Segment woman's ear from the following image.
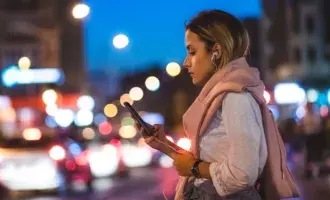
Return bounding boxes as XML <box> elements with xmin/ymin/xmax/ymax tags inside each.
<box><xmin>212</xmin><ymin>43</ymin><xmax>221</xmax><ymax>59</ymax></box>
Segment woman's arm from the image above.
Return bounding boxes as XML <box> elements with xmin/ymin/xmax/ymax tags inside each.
<box><xmin>198</xmin><ymin>161</ymin><xmax>212</xmax><ymax>179</ymax></box>
<box><xmin>208</xmin><ymin>93</ymin><xmax>265</xmax><ymax>196</ymax></box>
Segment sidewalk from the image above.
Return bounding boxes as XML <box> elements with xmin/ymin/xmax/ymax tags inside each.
<box><xmin>288</xmin><ymin>152</ymin><xmax>330</xmax><ymax>200</ymax></box>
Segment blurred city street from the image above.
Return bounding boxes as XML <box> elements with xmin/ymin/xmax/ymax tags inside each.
<box><xmin>9</xmin><ymin>167</ymin><xmax>178</xmax><ymax>200</ymax></box>
<box><xmin>4</xmin><ymin>158</ymin><xmax>329</xmax><ymax>200</ymax></box>
<box><xmin>0</xmin><ymin>0</ymin><xmax>330</xmax><ymax>200</ymax></box>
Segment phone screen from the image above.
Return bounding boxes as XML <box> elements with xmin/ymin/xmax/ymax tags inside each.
<box><xmin>123</xmin><ymin>102</ymin><xmax>155</xmax><ymax>136</ymax></box>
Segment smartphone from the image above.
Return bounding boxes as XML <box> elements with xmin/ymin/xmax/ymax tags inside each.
<box><xmin>123</xmin><ymin>102</ymin><xmax>155</xmax><ymax>137</ymax></box>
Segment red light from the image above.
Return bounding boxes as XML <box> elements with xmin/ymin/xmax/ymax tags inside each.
<box><xmin>49</xmin><ymin>145</ymin><xmax>66</xmax><ymax>161</ymax></box>
<box><xmin>99</xmin><ymin>121</ymin><xmax>112</xmax><ymax>135</ymax></box>
<box><xmin>65</xmin><ymin>160</ymin><xmax>76</xmax><ymax>171</ymax></box>
<box><xmin>320</xmin><ymin>106</ymin><xmax>329</xmax><ymax>117</ymax></box>
<box><xmin>110</xmin><ymin>139</ymin><xmax>121</xmax><ymax>146</ymax></box>
<box><xmin>75</xmin><ymin>152</ymin><xmax>88</xmax><ymax>166</ymax></box>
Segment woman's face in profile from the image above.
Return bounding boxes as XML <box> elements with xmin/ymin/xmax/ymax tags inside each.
<box><xmin>184</xmin><ymin>29</ymin><xmax>214</xmax><ymax>86</ymax></box>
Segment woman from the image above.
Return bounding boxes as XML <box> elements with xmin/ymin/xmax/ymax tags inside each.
<box><xmin>137</xmin><ymin>10</ymin><xmax>267</xmax><ymax>199</ymax></box>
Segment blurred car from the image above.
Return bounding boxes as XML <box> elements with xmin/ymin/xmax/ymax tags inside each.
<box><xmin>0</xmin><ymin>134</ymin><xmax>93</xmax><ymax>194</ymax></box>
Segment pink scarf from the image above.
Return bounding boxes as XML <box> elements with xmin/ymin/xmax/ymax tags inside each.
<box><xmin>174</xmin><ymin>57</ymin><xmax>265</xmax><ymax>199</ymax></box>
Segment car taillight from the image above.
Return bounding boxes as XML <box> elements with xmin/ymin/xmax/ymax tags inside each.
<box><xmin>49</xmin><ymin>145</ymin><xmax>66</xmax><ymax>161</ymax></box>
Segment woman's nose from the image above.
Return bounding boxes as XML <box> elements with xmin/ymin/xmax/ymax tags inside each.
<box><xmin>183</xmin><ymin>57</ymin><xmax>190</xmax><ymax>68</ymax></box>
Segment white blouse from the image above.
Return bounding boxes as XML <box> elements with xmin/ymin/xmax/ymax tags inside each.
<box><xmin>194</xmin><ymin>92</ymin><xmax>268</xmax><ymax>197</ymax></box>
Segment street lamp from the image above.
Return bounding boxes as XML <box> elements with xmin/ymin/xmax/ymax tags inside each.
<box><xmin>112</xmin><ymin>34</ymin><xmax>129</xmax><ymax>49</ymax></box>
<box><xmin>72</xmin><ymin>3</ymin><xmax>90</xmax><ymax>20</ymax></box>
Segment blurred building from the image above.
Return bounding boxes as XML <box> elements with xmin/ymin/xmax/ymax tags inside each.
<box><xmin>260</xmin><ymin>0</ymin><xmax>290</xmax><ymax>86</ymax></box>
<box><xmin>288</xmin><ymin>0</ymin><xmax>330</xmax><ymax>89</ymax></box>
<box><xmin>242</xmin><ymin>18</ymin><xmax>261</xmax><ymax>73</ymax></box>
<box><xmin>261</xmin><ymin>0</ymin><xmax>330</xmax><ymax>88</ymax></box>
<box><xmin>0</xmin><ymin>0</ymin><xmax>86</xmax><ymax>95</ymax></box>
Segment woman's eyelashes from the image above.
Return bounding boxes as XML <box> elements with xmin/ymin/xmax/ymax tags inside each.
<box><xmin>188</xmin><ymin>51</ymin><xmax>196</xmax><ymax>56</ymax></box>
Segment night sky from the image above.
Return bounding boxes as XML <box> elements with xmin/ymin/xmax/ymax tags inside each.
<box><xmin>84</xmin><ymin>0</ymin><xmax>261</xmax><ymax>74</ymax></box>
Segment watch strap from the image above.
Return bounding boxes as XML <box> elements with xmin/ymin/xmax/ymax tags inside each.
<box><xmin>191</xmin><ymin>159</ymin><xmax>202</xmax><ymax>178</ymax></box>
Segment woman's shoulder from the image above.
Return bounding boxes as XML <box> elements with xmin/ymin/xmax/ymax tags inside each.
<box><xmin>221</xmin><ymin>92</ymin><xmax>261</xmax><ymax>117</ymax></box>
<box><xmin>223</xmin><ymin>92</ymin><xmax>256</xmax><ymax>107</ymax></box>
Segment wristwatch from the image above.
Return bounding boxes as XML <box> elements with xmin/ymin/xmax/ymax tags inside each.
<box><xmin>191</xmin><ymin>159</ymin><xmax>203</xmax><ymax>178</ymax></box>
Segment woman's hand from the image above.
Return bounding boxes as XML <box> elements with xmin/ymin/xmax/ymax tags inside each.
<box><xmin>172</xmin><ymin>150</ymin><xmax>196</xmax><ymax>177</ymax></box>
<box><xmin>135</xmin><ymin>122</ymin><xmax>166</xmax><ymax>151</ymax></box>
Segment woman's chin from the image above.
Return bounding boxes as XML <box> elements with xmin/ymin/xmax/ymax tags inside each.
<box><xmin>191</xmin><ymin>78</ymin><xmax>202</xmax><ymax>86</ymax></box>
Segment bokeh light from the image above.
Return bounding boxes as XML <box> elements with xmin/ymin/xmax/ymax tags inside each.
<box><xmin>18</xmin><ymin>57</ymin><xmax>31</xmax><ymax>70</ymax></box>
<box><xmin>18</xmin><ymin>108</ymin><xmax>34</xmax><ymax>125</ymax></box>
<box><xmin>113</xmin><ymin>34</ymin><xmax>129</xmax><ymax>49</ymax></box>
<box><xmin>159</xmin><ymin>154</ymin><xmax>173</xmax><ymax>168</ymax></box>
<box><xmin>274</xmin><ymin>83</ymin><xmax>305</xmax><ymax>104</ymax></box>
<box><xmin>94</xmin><ymin>113</ymin><xmax>107</xmax><ymax>125</ymax></box>
<box><xmin>22</xmin><ymin>128</ymin><xmax>41</xmax><ymax>141</ymax></box>
<box><xmin>2</xmin><ymin>65</ymin><xmax>19</xmax><ymax>87</ymax></box>
<box><xmin>320</xmin><ymin>105</ymin><xmax>329</xmax><ymax>117</ymax></box>
<box><xmin>263</xmin><ymin>90</ymin><xmax>271</xmax><ymax>104</ymax></box>
<box><xmin>74</xmin><ymin>110</ymin><xmax>94</xmax><ymax>127</ymax></box>
<box><xmin>0</xmin><ymin>107</ymin><xmax>16</xmax><ymax>123</ymax></box>
<box><xmin>82</xmin><ymin>128</ymin><xmax>95</xmax><ymax>140</ymax></box>
<box><xmin>137</xmin><ymin>137</ymin><xmax>146</xmax><ymax>146</ymax></box>
<box><xmin>129</xmin><ymin>87</ymin><xmax>144</xmax><ymax>101</ymax></box>
<box><xmin>45</xmin><ymin>116</ymin><xmax>57</xmax><ymax>128</ymax></box>
<box><xmin>121</xmin><ymin>116</ymin><xmax>135</xmax><ymax>126</ymax></box>
<box><xmin>99</xmin><ymin>121</ymin><xmax>112</xmax><ymax>135</ymax></box>
<box><xmin>49</xmin><ymin>145</ymin><xmax>65</xmax><ymax>161</ymax></box>
<box><xmin>45</xmin><ymin>104</ymin><xmax>58</xmax><ymax>116</ymax></box>
<box><xmin>177</xmin><ymin>138</ymin><xmax>191</xmax><ymax>151</ymax></box>
<box><xmin>306</xmin><ymin>89</ymin><xmax>319</xmax><ymax>103</ymax></box>
<box><xmin>104</xmin><ymin>104</ymin><xmax>118</xmax><ymax>118</ymax></box>
<box><xmin>145</xmin><ymin>76</ymin><xmax>160</xmax><ymax>91</ymax></box>
<box><xmin>296</xmin><ymin>105</ymin><xmax>306</xmax><ymax>119</ymax></box>
<box><xmin>42</xmin><ymin>89</ymin><xmax>57</xmax><ymax>105</ymax></box>
<box><xmin>72</xmin><ymin>3</ymin><xmax>90</xmax><ymax>19</ymax></box>
<box><xmin>119</xmin><ymin>125</ymin><xmax>137</xmax><ymax>139</ymax></box>
<box><xmin>54</xmin><ymin>109</ymin><xmax>74</xmax><ymax>128</ymax></box>
<box><xmin>120</xmin><ymin>93</ymin><xmax>134</xmax><ymax>106</ymax></box>
<box><xmin>166</xmin><ymin>62</ymin><xmax>181</xmax><ymax>77</ymax></box>
<box><xmin>77</xmin><ymin>95</ymin><xmax>95</xmax><ymax>110</ymax></box>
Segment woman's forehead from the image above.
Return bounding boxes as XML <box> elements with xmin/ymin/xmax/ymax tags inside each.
<box><xmin>185</xmin><ymin>30</ymin><xmax>203</xmax><ymax>48</ymax></box>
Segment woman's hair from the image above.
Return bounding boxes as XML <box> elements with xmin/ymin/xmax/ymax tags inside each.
<box><xmin>185</xmin><ymin>9</ymin><xmax>250</xmax><ymax>67</ymax></box>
